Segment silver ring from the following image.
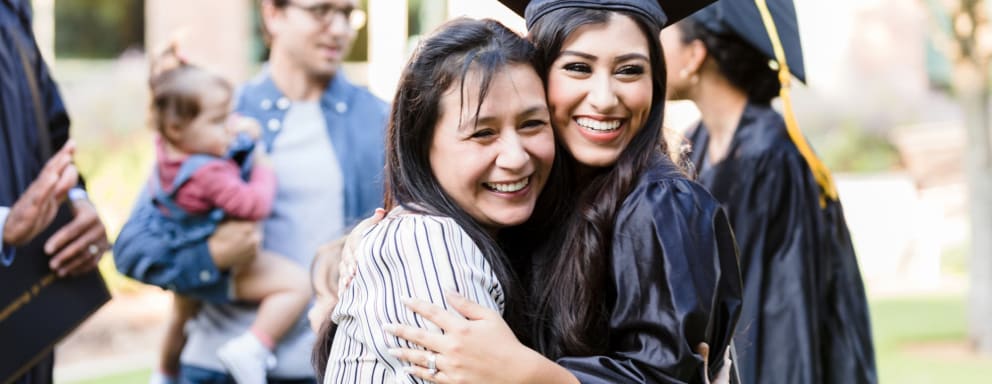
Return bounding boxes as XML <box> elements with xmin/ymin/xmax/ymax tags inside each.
<box><xmin>87</xmin><ymin>244</ymin><xmax>100</xmax><ymax>256</ymax></box>
<box><xmin>426</xmin><ymin>352</ymin><xmax>437</xmax><ymax>376</ymax></box>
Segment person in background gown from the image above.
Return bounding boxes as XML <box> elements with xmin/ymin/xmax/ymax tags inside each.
<box><xmin>660</xmin><ymin>1</ymin><xmax>877</xmax><ymax>382</ymax></box>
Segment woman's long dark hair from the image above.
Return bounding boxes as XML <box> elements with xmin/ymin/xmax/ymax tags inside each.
<box><xmin>678</xmin><ymin>18</ymin><xmax>780</xmax><ymax>104</ymax></box>
<box><xmin>313</xmin><ymin>17</ymin><xmax>541</xmax><ymax>380</ymax></box>
<box><xmin>527</xmin><ymin>8</ymin><xmax>670</xmax><ymax>358</ymax></box>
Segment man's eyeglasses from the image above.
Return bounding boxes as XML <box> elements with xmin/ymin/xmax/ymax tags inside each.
<box><xmin>286</xmin><ymin>1</ymin><xmax>367</xmax><ymax>29</ymax></box>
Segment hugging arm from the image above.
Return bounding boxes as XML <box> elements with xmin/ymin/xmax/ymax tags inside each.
<box><xmin>324</xmin><ymin>215</ymin><xmax>505</xmax><ymax>383</ymax></box>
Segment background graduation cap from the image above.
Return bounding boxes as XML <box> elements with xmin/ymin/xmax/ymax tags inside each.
<box><xmin>497</xmin><ymin>0</ymin><xmax>718</xmax><ymax>29</ymax></box>
<box><xmin>689</xmin><ymin>0</ymin><xmax>806</xmax><ymax>82</ymax></box>
<box><xmin>695</xmin><ymin>0</ymin><xmax>838</xmax><ymax>204</ymax></box>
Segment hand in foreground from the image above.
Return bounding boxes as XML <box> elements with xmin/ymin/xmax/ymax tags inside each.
<box><xmin>45</xmin><ymin>198</ymin><xmax>109</xmax><ymax>277</ymax></box>
<box><xmin>384</xmin><ymin>291</ymin><xmax>547</xmax><ymax>384</ymax></box>
<box><xmin>3</xmin><ymin>141</ymin><xmax>77</xmax><ymax>247</ymax></box>
<box><xmin>336</xmin><ymin>208</ymin><xmax>386</xmax><ymax>295</ymax></box>
<box><xmin>696</xmin><ymin>342</ymin><xmax>732</xmax><ymax>384</ymax></box>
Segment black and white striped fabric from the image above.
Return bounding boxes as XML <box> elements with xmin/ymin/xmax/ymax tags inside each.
<box><xmin>324</xmin><ymin>207</ymin><xmax>505</xmax><ymax>383</ymax></box>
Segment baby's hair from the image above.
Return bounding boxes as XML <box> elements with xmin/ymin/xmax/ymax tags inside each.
<box><xmin>147</xmin><ymin>40</ymin><xmax>232</xmax><ymax>138</ymax></box>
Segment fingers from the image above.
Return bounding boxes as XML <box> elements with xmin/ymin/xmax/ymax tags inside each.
<box><xmin>384</xmin><ymin>323</ymin><xmax>446</xmax><ymax>353</ymax></box>
<box><xmin>696</xmin><ymin>342</ymin><xmax>711</xmax><ymax>384</ymax></box>
<box><xmin>337</xmin><ymin>208</ymin><xmax>386</xmax><ymax>293</ymax></box>
<box><xmin>54</xmin><ymin>242</ymin><xmax>102</xmax><ymax>277</ymax></box>
<box><xmin>388</xmin><ymin>348</ymin><xmax>439</xmax><ymax>370</ymax></box>
<box><xmin>52</xmin><ymin>164</ymin><xmax>79</xmax><ymax>201</ymax></box>
<box><xmin>403</xmin><ymin>365</ymin><xmax>449</xmax><ymax>383</ymax></box>
<box><xmin>39</xmin><ymin>140</ymin><xmax>75</xmax><ymax>176</ymax></box>
<box><xmin>44</xmin><ymin>198</ymin><xmax>90</xmax><ymax>254</ymax></box>
<box><xmin>342</xmin><ymin>208</ymin><xmax>386</xmax><ymax>252</ymax></box>
<box><xmin>401</xmin><ymin>296</ymin><xmax>463</xmax><ymax>331</ymax></box>
<box><xmin>444</xmin><ymin>291</ymin><xmax>494</xmax><ymax>321</ymax></box>
<box><xmin>46</xmin><ymin>201</ymin><xmax>107</xmax><ymax>276</ymax></box>
<box><xmin>30</xmin><ymin>141</ymin><xmax>76</xmax><ymax>201</ymax></box>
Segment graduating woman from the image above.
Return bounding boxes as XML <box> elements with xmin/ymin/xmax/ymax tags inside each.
<box><xmin>351</xmin><ymin>1</ymin><xmax>743</xmax><ymax>383</ymax></box>
<box><xmin>660</xmin><ymin>1</ymin><xmax>877</xmax><ymax>383</ymax></box>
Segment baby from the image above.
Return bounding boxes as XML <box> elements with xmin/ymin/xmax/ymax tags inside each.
<box><xmin>144</xmin><ymin>44</ymin><xmax>310</xmax><ymax>384</ymax></box>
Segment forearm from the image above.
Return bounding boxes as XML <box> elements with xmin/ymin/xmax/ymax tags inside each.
<box><xmin>518</xmin><ymin>349</ymin><xmax>579</xmax><ymax>384</ymax></box>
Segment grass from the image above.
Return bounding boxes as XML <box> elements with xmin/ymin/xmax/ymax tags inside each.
<box><xmin>68</xmin><ymin>369</ymin><xmax>150</xmax><ymax>384</ymax></box>
<box><xmin>872</xmin><ymin>295</ymin><xmax>992</xmax><ymax>383</ymax></box>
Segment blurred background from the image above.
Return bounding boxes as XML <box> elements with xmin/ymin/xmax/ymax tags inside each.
<box><xmin>28</xmin><ymin>0</ymin><xmax>992</xmax><ymax>382</ymax></box>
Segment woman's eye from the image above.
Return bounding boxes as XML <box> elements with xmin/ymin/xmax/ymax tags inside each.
<box><xmin>616</xmin><ymin>65</ymin><xmax>645</xmax><ymax>76</ymax></box>
<box><xmin>562</xmin><ymin>62</ymin><xmax>592</xmax><ymax>73</ymax></box>
<box><xmin>521</xmin><ymin>119</ymin><xmax>548</xmax><ymax>130</ymax></box>
<box><xmin>470</xmin><ymin>129</ymin><xmax>496</xmax><ymax>139</ymax></box>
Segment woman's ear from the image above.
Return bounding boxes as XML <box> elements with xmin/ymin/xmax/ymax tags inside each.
<box><xmin>685</xmin><ymin>39</ymin><xmax>708</xmax><ymax>76</ymax></box>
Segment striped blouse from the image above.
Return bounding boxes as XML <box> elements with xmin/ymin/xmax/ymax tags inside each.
<box><xmin>324</xmin><ymin>208</ymin><xmax>505</xmax><ymax>383</ymax></box>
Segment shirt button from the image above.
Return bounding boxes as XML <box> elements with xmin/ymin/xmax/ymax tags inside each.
<box><xmin>260</xmin><ymin>99</ymin><xmax>273</xmax><ymax>110</ymax></box>
<box><xmin>277</xmin><ymin>97</ymin><xmax>291</xmax><ymax>110</ymax></box>
<box><xmin>199</xmin><ymin>270</ymin><xmax>211</xmax><ymax>282</ymax></box>
<box><xmin>267</xmin><ymin>119</ymin><xmax>281</xmax><ymax>131</ymax></box>
<box><xmin>335</xmin><ymin>102</ymin><xmax>348</xmax><ymax>114</ymax></box>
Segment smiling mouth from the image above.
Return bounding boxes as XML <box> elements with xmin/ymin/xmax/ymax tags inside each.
<box><xmin>483</xmin><ymin>177</ymin><xmax>530</xmax><ymax>193</ymax></box>
<box><xmin>576</xmin><ymin>117</ymin><xmax>622</xmax><ymax>132</ymax></box>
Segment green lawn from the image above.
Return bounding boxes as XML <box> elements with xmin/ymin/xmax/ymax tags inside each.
<box><xmin>872</xmin><ymin>295</ymin><xmax>992</xmax><ymax>383</ymax></box>
<box><xmin>68</xmin><ymin>369</ymin><xmax>149</xmax><ymax>384</ymax></box>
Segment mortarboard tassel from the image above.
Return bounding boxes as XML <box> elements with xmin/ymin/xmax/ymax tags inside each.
<box><xmin>755</xmin><ymin>0</ymin><xmax>837</xmax><ymax>207</ymax></box>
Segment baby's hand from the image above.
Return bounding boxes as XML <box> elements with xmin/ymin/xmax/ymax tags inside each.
<box><xmin>228</xmin><ymin>114</ymin><xmax>262</xmax><ymax>140</ymax></box>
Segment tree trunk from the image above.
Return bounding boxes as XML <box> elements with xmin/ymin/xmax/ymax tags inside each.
<box><xmin>958</xmin><ymin>60</ymin><xmax>992</xmax><ymax>355</ymax></box>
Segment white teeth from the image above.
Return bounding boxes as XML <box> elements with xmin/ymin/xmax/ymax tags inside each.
<box><xmin>484</xmin><ymin>177</ymin><xmax>529</xmax><ymax>193</ymax></box>
<box><xmin>576</xmin><ymin>117</ymin><xmax>621</xmax><ymax>132</ymax></box>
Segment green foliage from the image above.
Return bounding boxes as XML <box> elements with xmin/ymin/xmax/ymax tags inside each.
<box><xmin>54</xmin><ymin>0</ymin><xmax>144</xmax><ymax>59</ymax></box>
<box><xmin>814</xmin><ymin>121</ymin><xmax>901</xmax><ymax>173</ymax></box>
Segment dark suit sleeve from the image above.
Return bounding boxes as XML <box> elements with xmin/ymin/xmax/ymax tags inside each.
<box><xmin>557</xmin><ymin>179</ymin><xmax>742</xmax><ymax>384</ymax></box>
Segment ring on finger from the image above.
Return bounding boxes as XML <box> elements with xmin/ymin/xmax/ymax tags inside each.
<box><xmin>426</xmin><ymin>352</ymin><xmax>437</xmax><ymax>376</ymax></box>
<box><xmin>87</xmin><ymin>244</ymin><xmax>100</xmax><ymax>256</ymax></box>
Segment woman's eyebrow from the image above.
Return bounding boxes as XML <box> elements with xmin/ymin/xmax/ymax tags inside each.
<box><xmin>559</xmin><ymin>50</ymin><xmax>597</xmax><ymax>60</ymax></box>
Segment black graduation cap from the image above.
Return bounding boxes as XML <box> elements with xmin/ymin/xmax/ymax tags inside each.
<box><xmin>689</xmin><ymin>0</ymin><xmax>806</xmax><ymax>82</ymax></box>
<box><xmin>497</xmin><ymin>0</ymin><xmax>718</xmax><ymax>29</ymax></box>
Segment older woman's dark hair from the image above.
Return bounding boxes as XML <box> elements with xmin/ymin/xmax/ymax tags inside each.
<box><xmin>677</xmin><ymin>18</ymin><xmax>781</xmax><ymax>104</ymax></box>
<box><xmin>527</xmin><ymin>7</ymin><xmax>671</xmax><ymax>358</ymax></box>
<box><xmin>312</xmin><ymin>17</ymin><xmax>543</xmax><ymax>380</ymax></box>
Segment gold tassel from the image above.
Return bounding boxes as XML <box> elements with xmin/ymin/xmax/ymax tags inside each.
<box><xmin>755</xmin><ymin>0</ymin><xmax>838</xmax><ymax>207</ymax></box>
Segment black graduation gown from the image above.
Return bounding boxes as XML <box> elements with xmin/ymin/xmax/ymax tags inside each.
<box><xmin>553</xmin><ymin>154</ymin><xmax>743</xmax><ymax>384</ymax></box>
<box><xmin>687</xmin><ymin>102</ymin><xmax>877</xmax><ymax>384</ymax></box>
<box><xmin>0</xmin><ymin>0</ymin><xmax>71</xmax><ymax>208</ymax></box>
<box><xmin>1</xmin><ymin>1</ymin><xmax>72</xmax><ymax>383</ymax></box>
